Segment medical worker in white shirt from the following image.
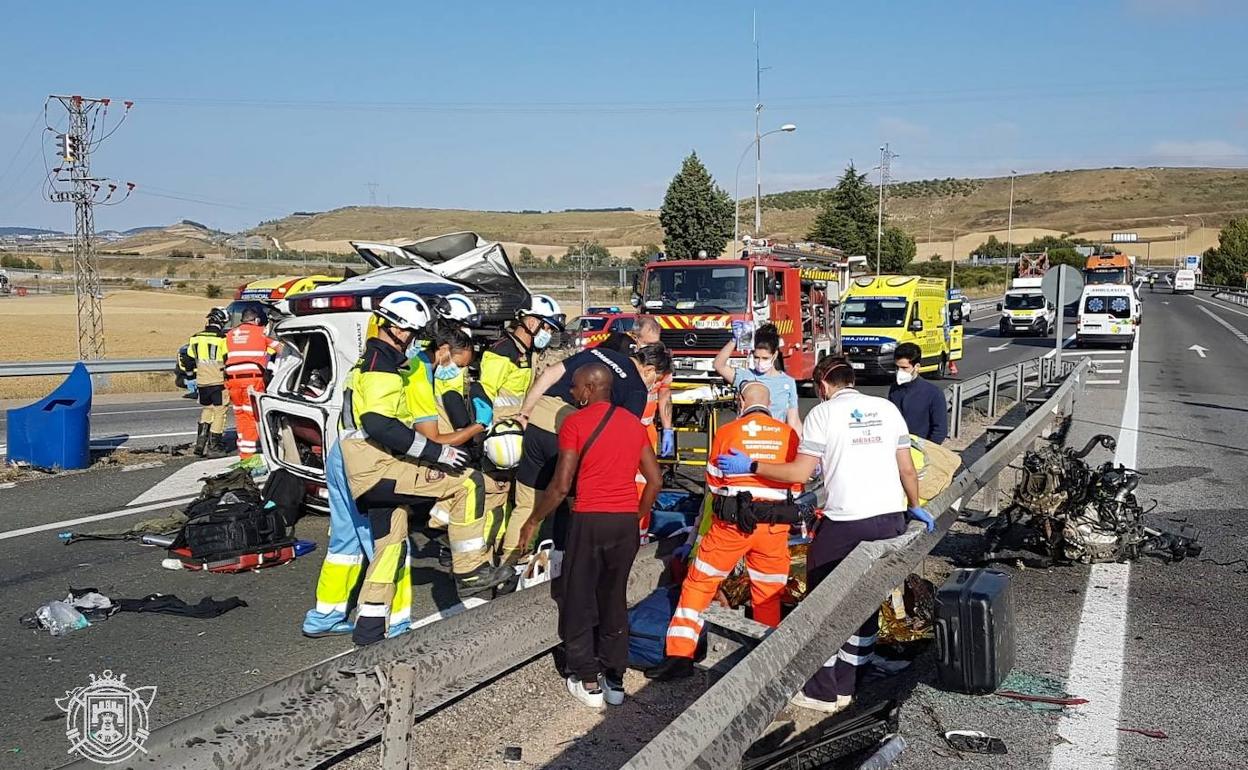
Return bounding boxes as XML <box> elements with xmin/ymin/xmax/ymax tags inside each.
<box><xmin>715</xmin><ymin>355</ymin><xmax>934</xmax><ymax>714</ymax></box>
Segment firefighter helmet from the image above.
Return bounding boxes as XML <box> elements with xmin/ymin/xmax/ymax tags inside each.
<box><xmin>520</xmin><ymin>294</ymin><xmax>566</xmax><ymax>332</ymax></box>
<box><xmin>483</xmin><ymin>418</ymin><xmax>525</xmax><ymax>470</ymax></box>
<box><xmin>375</xmin><ymin>291</ymin><xmax>433</xmax><ymax>332</ymax></box>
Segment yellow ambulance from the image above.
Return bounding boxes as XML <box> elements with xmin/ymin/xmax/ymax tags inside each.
<box><xmin>840</xmin><ymin>275</ymin><xmax>954</xmax><ymax>379</ymax></box>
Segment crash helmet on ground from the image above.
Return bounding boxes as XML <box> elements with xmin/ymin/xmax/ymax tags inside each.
<box><xmin>519</xmin><ymin>294</ymin><xmax>566</xmax><ymax>332</ymax></box>
<box><xmin>483</xmin><ymin>418</ymin><xmax>525</xmax><ymax>469</ymax></box>
<box><xmin>375</xmin><ymin>291</ymin><xmax>433</xmax><ymax>332</ymax></box>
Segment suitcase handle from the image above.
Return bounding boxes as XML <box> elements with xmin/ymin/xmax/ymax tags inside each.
<box><xmin>936</xmin><ymin>620</ymin><xmax>956</xmax><ymax>667</ymax></box>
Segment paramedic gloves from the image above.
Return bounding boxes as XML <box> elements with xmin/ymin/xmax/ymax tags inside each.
<box><xmin>660</xmin><ymin>428</ymin><xmax>675</xmax><ymax>458</ymax></box>
<box><xmin>907</xmin><ymin>505</ymin><xmax>936</xmax><ymax>533</ymax></box>
<box><xmin>472</xmin><ymin>396</ymin><xmax>494</xmax><ymax>427</ymax></box>
<box><xmin>716</xmin><ymin>448</ymin><xmax>753</xmax><ymax>475</ymax></box>
<box><xmin>672</xmin><ymin>542</ymin><xmax>692</xmax><ymax>562</ymax></box>
<box><xmin>412</xmin><ymin>434</ymin><xmax>469</xmax><ymax>471</ymax></box>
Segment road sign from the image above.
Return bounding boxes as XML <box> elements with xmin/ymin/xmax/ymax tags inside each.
<box><xmin>1185</xmin><ymin>255</ymin><xmax>1200</xmax><ymax>270</ymax></box>
<box><xmin>1111</xmin><ymin>232</ymin><xmax>1138</xmax><ymax>243</ymax></box>
<box><xmin>1042</xmin><ymin>265</ymin><xmax>1084</xmax><ymax>364</ymax></box>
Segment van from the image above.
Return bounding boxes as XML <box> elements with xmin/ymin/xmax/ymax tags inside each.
<box><xmin>254</xmin><ymin>232</ymin><xmax>531</xmax><ymax>510</ymax></box>
<box><xmin>998</xmin><ymin>277</ymin><xmax>1055</xmax><ymax>337</ymax></box>
<box><xmin>1075</xmin><ymin>284</ymin><xmax>1140</xmax><ymax>350</ymax></box>
<box><xmin>1173</xmin><ymin>269</ymin><xmax>1196</xmax><ymax>294</ymax></box>
<box><xmin>841</xmin><ymin>275</ymin><xmax>951</xmax><ymax>378</ymax></box>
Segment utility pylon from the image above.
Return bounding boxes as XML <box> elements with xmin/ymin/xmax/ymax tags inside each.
<box><xmin>366</xmin><ymin>182</ymin><xmax>379</xmax><ymax>206</ymax></box>
<box><xmin>874</xmin><ymin>143</ymin><xmax>898</xmax><ymax>275</ymax></box>
<box><xmin>47</xmin><ymin>95</ymin><xmax>133</xmax><ymax>360</ymax></box>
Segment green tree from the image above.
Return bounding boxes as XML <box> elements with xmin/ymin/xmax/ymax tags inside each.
<box><xmin>629</xmin><ymin>243</ymin><xmax>662</xmax><ymax>267</ymax></box>
<box><xmin>659</xmin><ymin>151</ymin><xmax>734</xmax><ymax>259</ymax></box>
<box><xmin>205</xmin><ymin>283</ymin><xmax>222</xmax><ymax>298</ymax></box>
<box><xmin>564</xmin><ymin>241</ymin><xmax>613</xmax><ymax>268</ymax></box>
<box><xmin>1203</xmin><ymin>216</ymin><xmax>1248</xmax><ymax>286</ymax></box>
<box><xmin>878</xmin><ymin>225</ymin><xmax>916</xmax><ymax>272</ymax></box>
<box><xmin>972</xmin><ymin>235</ymin><xmax>1011</xmax><ymax>260</ymax></box>
<box><xmin>517</xmin><ymin>246</ymin><xmax>536</xmax><ymax>266</ymax></box>
<box><xmin>807</xmin><ymin>164</ymin><xmax>876</xmax><ymax>255</ymax></box>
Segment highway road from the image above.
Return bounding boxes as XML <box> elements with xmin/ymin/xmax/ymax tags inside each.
<box><xmin>0</xmin><ymin>304</ymin><xmax>1206</xmax><ymax>769</ymax></box>
<box><xmin>0</xmin><ymin>392</ymin><xmax>207</xmax><ymax>459</ymax></box>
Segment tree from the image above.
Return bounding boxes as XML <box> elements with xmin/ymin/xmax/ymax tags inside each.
<box><xmin>878</xmin><ymin>225</ymin><xmax>916</xmax><ymax>272</ymax></box>
<box><xmin>517</xmin><ymin>246</ymin><xmax>536</xmax><ymax>266</ymax></box>
<box><xmin>1203</xmin><ymin>216</ymin><xmax>1248</xmax><ymax>286</ymax></box>
<box><xmin>564</xmin><ymin>241</ymin><xmax>613</xmax><ymax>268</ymax></box>
<box><xmin>972</xmin><ymin>235</ymin><xmax>1011</xmax><ymax>260</ymax></box>
<box><xmin>544</xmin><ymin>254</ymin><xmax>556</xmax><ymax>267</ymax></box>
<box><xmin>629</xmin><ymin>243</ymin><xmax>662</xmax><ymax>268</ymax></box>
<box><xmin>807</xmin><ymin>164</ymin><xmax>876</xmax><ymax>255</ymax></box>
<box><xmin>659</xmin><ymin>151</ymin><xmax>734</xmax><ymax>259</ymax></box>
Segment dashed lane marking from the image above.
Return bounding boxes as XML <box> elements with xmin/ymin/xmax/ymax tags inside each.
<box><xmin>0</xmin><ymin>496</ymin><xmax>197</xmax><ymax>542</ymax></box>
<box><xmin>1198</xmin><ymin>306</ymin><xmax>1248</xmax><ymax>347</ymax></box>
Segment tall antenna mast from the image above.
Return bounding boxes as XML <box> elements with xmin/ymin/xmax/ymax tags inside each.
<box><xmin>753</xmin><ymin>8</ymin><xmax>763</xmax><ymax>235</ymax></box>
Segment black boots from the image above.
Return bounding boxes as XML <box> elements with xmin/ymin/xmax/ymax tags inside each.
<box><xmin>454</xmin><ymin>563</ymin><xmax>515</xmax><ymax>597</ymax></box>
<box><xmin>193</xmin><ymin>423</ymin><xmax>211</xmax><ymax>457</ymax></box>
<box><xmin>207</xmin><ymin>433</ymin><xmax>228</xmax><ymax>459</ymax></box>
<box><xmin>645</xmin><ymin>656</ymin><xmax>695</xmax><ymax>681</ymax></box>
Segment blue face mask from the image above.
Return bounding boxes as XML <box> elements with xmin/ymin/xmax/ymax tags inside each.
<box><xmin>434</xmin><ymin>363</ymin><xmax>462</xmax><ymax>381</ymax></box>
<box><xmin>533</xmin><ymin>329</ymin><xmax>552</xmax><ymax>349</ymax></box>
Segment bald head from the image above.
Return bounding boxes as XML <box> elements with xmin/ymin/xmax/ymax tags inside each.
<box><xmin>633</xmin><ymin>316</ymin><xmax>661</xmax><ymax>345</ymax></box>
<box><xmin>571</xmin><ymin>362</ymin><xmax>614</xmax><ymax>406</ymax></box>
<box><xmin>738</xmin><ymin>381</ymin><xmax>770</xmax><ymax>410</ymax></box>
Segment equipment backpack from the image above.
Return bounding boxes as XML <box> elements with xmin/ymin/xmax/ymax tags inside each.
<box><xmin>169</xmin><ymin>468</ymin><xmax>294</xmax><ymax>572</ymax></box>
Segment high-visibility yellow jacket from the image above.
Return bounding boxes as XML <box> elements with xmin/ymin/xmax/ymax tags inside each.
<box><xmin>187</xmin><ymin>330</ymin><xmax>227</xmax><ymax>386</ymax></box>
<box><xmin>479</xmin><ymin>334</ymin><xmax>534</xmax><ymax>402</ymax></box>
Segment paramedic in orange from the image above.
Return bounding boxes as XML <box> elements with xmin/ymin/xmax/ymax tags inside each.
<box><xmin>645</xmin><ymin>380</ymin><xmax>801</xmax><ymax>681</ymax></box>
<box><xmin>224</xmin><ymin>307</ymin><xmax>281</xmax><ymax>460</ymax></box>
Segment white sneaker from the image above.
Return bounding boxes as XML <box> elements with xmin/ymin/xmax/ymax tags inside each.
<box><xmin>565</xmin><ymin>676</ymin><xmax>605</xmax><ymax>708</ymax></box>
<box><xmin>789</xmin><ymin>691</ymin><xmax>852</xmax><ymax>714</ymax></box>
<box><xmin>598</xmin><ymin>674</ymin><xmax>625</xmax><ymax>706</ymax></box>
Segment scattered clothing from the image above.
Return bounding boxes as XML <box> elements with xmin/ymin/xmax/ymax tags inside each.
<box><xmin>114</xmin><ymin>593</ymin><xmax>248</xmax><ymax>619</ymax></box>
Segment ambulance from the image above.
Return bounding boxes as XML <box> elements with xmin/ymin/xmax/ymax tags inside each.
<box><xmin>841</xmin><ymin>275</ymin><xmax>954</xmax><ymax>379</ymax></box>
<box><xmin>1075</xmin><ymin>283</ymin><xmax>1140</xmax><ymax>349</ymax></box>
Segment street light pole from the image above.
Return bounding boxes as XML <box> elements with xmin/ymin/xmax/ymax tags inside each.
<box><xmin>733</xmin><ymin>124</ymin><xmax>796</xmax><ymax>257</ymax></box>
<box><xmin>1006</xmin><ymin>169</ymin><xmax>1017</xmax><ymax>269</ymax></box>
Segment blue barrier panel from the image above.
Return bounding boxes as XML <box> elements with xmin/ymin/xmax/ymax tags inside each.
<box><xmin>5</xmin><ymin>362</ymin><xmax>93</xmax><ymax>469</ymax></box>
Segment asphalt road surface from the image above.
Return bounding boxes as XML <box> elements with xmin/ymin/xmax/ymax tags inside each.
<box><xmin>0</xmin><ymin>307</ymin><xmax>1169</xmax><ymax>769</ymax></box>
<box><xmin>0</xmin><ymin>392</ymin><xmax>207</xmax><ymax>459</ymax></box>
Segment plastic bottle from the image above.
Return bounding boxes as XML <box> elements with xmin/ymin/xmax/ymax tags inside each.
<box><xmin>36</xmin><ymin>601</ymin><xmax>90</xmax><ymax>636</ymax></box>
<box><xmin>858</xmin><ymin>735</ymin><xmax>907</xmax><ymax>770</ymax></box>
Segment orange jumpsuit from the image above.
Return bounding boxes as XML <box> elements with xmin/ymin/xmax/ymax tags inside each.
<box><xmin>636</xmin><ymin>373</ymin><xmax>671</xmax><ymax>536</ymax></box>
<box><xmin>223</xmin><ymin>322</ymin><xmax>276</xmax><ymax>459</ymax></box>
<box><xmin>664</xmin><ymin>407</ymin><xmax>800</xmax><ymax>658</ymax></box>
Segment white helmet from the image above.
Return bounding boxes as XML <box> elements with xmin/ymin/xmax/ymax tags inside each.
<box><xmin>521</xmin><ymin>294</ymin><xmax>566</xmax><ymax>332</ymax></box>
<box><xmin>439</xmin><ymin>292</ymin><xmax>479</xmax><ymax>325</ymax></box>
<box><xmin>483</xmin><ymin>418</ymin><xmax>525</xmax><ymax>469</ymax></box>
<box><xmin>375</xmin><ymin>291</ymin><xmax>432</xmax><ymax>331</ymax></box>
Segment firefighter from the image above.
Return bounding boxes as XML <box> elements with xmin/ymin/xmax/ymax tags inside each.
<box><xmin>645</xmin><ymin>381</ymin><xmax>801</xmax><ymax>681</ymax></box>
<box><xmin>478</xmin><ymin>294</ymin><xmax>564</xmax><ymax>414</ymax></box>
<box><xmin>187</xmin><ymin>308</ymin><xmax>231</xmax><ymax>457</ymax></box>
<box><xmin>223</xmin><ymin>307</ymin><xmax>279</xmax><ymax>463</ymax></box>
<box><xmin>629</xmin><ymin>316</ymin><xmax>675</xmax><ymax>458</ymax></box>
<box><xmin>339</xmin><ymin>291</ymin><xmax>492</xmax><ymax>646</ymax></box>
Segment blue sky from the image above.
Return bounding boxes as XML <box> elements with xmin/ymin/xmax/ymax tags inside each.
<box><xmin>0</xmin><ymin>0</ymin><xmax>1245</xmax><ymax>233</ymax></box>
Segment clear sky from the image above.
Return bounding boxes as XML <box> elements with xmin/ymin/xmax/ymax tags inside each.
<box><xmin>0</xmin><ymin>0</ymin><xmax>1244</xmax><ymax>233</ymax></box>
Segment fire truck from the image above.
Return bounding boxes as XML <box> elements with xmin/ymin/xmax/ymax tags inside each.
<box><xmin>632</xmin><ymin>242</ymin><xmax>867</xmax><ymax>383</ymax></box>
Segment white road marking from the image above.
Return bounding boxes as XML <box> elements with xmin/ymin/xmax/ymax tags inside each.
<box><xmin>1050</xmin><ymin>325</ymin><xmax>1140</xmax><ymax>770</ymax></box>
<box><xmin>1086</xmin><ymin>379</ymin><xmax>1122</xmax><ymax>385</ymax></box>
<box><xmin>1096</xmin><ymin>369</ymin><xmax>1124</xmax><ymax>374</ymax></box>
<box><xmin>91</xmin><ymin>406</ymin><xmax>200</xmax><ymax>418</ymax></box>
<box><xmin>0</xmin><ymin>496</ymin><xmax>197</xmax><ymax>541</ymax></box>
<box><xmin>89</xmin><ymin>431</ymin><xmax>197</xmax><ymax>446</ymax></box>
<box><xmin>988</xmin><ymin>342</ymin><xmax>1011</xmax><ymax>352</ymax></box>
<box><xmin>1194</xmin><ymin>293</ymin><xmax>1248</xmax><ymax>320</ymax></box>
<box><xmin>1043</xmin><ymin>335</ymin><xmax>1077</xmax><ymax>359</ymax></box>
<box><xmin>1188</xmin><ymin>344</ymin><xmax>1209</xmax><ymax>358</ymax></box>
<box><xmin>1075</xmin><ymin>349</ymin><xmax>1132</xmax><ymax>356</ymax></box>
<box><xmin>409</xmin><ymin>597</ymin><xmax>489</xmax><ymax>629</ymax></box>
<box><xmin>127</xmin><ymin>456</ymin><xmax>238</xmax><ymax>506</ymax></box>
<box><xmin>1197</xmin><ymin>306</ymin><xmax>1248</xmax><ymax>347</ymax></box>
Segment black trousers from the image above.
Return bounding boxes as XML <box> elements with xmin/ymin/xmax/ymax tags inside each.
<box><xmin>803</xmin><ymin>512</ymin><xmax>906</xmax><ymax>701</ymax></box>
<box><xmin>558</xmin><ymin>512</ymin><xmax>640</xmax><ymax>683</ymax></box>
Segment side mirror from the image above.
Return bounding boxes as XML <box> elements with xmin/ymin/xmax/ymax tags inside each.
<box><xmin>909</xmin><ymin>318</ymin><xmax>924</xmax><ymax>332</ymax></box>
<box><xmin>630</xmin><ymin>294</ymin><xmax>640</xmax><ymax>308</ymax></box>
<box><xmin>996</xmin><ymin>303</ymin><xmax>1003</xmax><ymax>312</ymax></box>
<box><xmin>770</xmin><ymin>277</ymin><xmax>783</xmax><ymax>294</ymax></box>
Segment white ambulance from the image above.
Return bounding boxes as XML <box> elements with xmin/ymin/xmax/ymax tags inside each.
<box><xmin>1075</xmin><ymin>284</ymin><xmax>1140</xmax><ymax>350</ymax></box>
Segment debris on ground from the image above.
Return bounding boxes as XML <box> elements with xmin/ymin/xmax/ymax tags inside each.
<box><xmin>991</xmin><ymin>671</ymin><xmax>1082</xmax><ymax>711</ymax></box>
<box><xmin>944</xmin><ymin>730</ymin><xmax>1008</xmax><ymax>754</ymax></box>
<box><xmin>1117</xmin><ymin>727</ymin><xmax>1168</xmax><ymax>739</ymax></box>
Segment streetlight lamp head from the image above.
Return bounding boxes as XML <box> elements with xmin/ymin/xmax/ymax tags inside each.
<box><xmin>780</xmin><ymin>123</ymin><xmax>796</xmax><ymax>132</ymax></box>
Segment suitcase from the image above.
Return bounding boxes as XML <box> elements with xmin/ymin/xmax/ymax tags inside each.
<box><xmin>934</xmin><ymin>568</ymin><xmax>1014</xmax><ymax>694</ymax></box>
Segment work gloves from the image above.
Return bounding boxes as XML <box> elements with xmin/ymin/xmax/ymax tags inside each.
<box><xmin>412</xmin><ymin>434</ymin><xmax>469</xmax><ymax>471</ymax></box>
<box><xmin>715</xmin><ymin>448</ymin><xmax>753</xmax><ymax>475</ymax></box>
<box><xmin>907</xmin><ymin>505</ymin><xmax>936</xmax><ymax>533</ymax></box>
<box><xmin>472</xmin><ymin>396</ymin><xmax>494</xmax><ymax>427</ymax></box>
<box><xmin>660</xmin><ymin>428</ymin><xmax>675</xmax><ymax>458</ymax></box>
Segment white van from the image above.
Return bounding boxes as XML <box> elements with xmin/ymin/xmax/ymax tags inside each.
<box><xmin>1076</xmin><ymin>284</ymin><xmax>1140</xmax><ymax>350</ymax></box>
<box><xmin>1173</xmin><ymin>269</ymin><xmax>1196</xmax><ymax>294</ymax></box>
<box><xmin>254</xmin><ymin>232</ymin><xmax>531</xmax><ymax>511</ymax></box>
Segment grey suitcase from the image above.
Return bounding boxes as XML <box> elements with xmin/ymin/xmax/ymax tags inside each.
<box><xmin>934</xmin><ymin>568</ymin><xmax>1015</xmax><ymax>694</ymax></box>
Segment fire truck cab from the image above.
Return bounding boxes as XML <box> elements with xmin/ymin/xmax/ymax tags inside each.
<box><xmin>633</xmin><ymin>242</ymin><xmax>867</xmax><ymax>383</ymax></box>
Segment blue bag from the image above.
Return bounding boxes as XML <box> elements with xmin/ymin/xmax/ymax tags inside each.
<box><xmin>627</xmin><ymin>585</ymin><xmax>705</xmax><ymax>669</ymax></box>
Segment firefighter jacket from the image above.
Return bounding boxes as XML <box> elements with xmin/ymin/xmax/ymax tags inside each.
<box><xmin>704</xmin><ymin>407</ymin><xmax>802</xmax><ymax>502</ymax></box>
<box><xmin>187</xmin><ymin>330</ymin><xmax>227</xmax><ymax>387</ymax></box>
<box><xmin>340</xmin><ymin>338</ymin><xmax>422</xmax><ymax>455</ymax></box>
<box><xmin>479</xmin><ymin>333</ymin><xmax>534</xmax><ymax>402</ymax></box>
<box><xmin>224</xmin><ymin>322</ymin><xmax>277</xmax><ymax>379</ymax></box>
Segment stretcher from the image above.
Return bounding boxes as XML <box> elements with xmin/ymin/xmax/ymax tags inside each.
<box><xmin>660</xmin><ymin>382</ymin><xmax>735</xmax><ymax>478</ymax></box>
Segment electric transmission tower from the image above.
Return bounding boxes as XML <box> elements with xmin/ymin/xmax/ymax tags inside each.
<box><xmin>366</xmin><ymin>182</ymin><xmax>379</xmax><ymax>205</ymax></box>
<box><xmin>46</xmin><ymin>95</ymin><xmax>134</xmax><ymax>360</ymax></box>
<box><xmin>874</xmin><ymin>143</ymin><xmax>899</xmax><ymax>275</ymax></box>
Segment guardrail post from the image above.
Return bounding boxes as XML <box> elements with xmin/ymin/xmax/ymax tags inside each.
<box><xmin>381</xmin><ymin>663</ymin><xmax>417</xmax><ymax>770</ymax></box>
<box><xmin>950</xmin><ymin>383</ymin><xmax>962</xmax><ymax>440</ymax></box>
<box><xmin>987</xmin><ymin>369</ymin><xmax>999</xmax><ymax>418</ymax></box>
<box><xmin>1015</xmin><ymin>362</ymin><xmax>1025</xmax><ymax>404</ymax></box>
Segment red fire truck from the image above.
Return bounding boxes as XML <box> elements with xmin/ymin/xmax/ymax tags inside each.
<box><xmin>632</xmin><ymin>242</ymin><xmax>867</xmax><ymax>383</ymax></box>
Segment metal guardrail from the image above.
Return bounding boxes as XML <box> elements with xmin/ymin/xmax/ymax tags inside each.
<box><xmin>623</xmin><ymin>358</ymin><xmax>1089</xmax><ymax>769</ymax></box>
<box><xmin>0</xmin><ymin>358</ymin><xmax>173</xmax><ymax>377</ymax></box>
<box><xmin>1213</xmin><ymin>290</ymin><xmax>1248</xmax><ymax>307</ymax></box>
<box><xmin>945</xmin><ymin>354</ymin><xmax>1064</xmax><ymax>439</ymax></box>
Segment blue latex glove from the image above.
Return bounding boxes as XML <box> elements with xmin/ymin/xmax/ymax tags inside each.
<box><xmin>715</xmin><ymin>448</ymin><xmax>753</xmax><ymax>475</ymax></box>
<box><xmin>908</xmin><ymin>505</ymin><xmax>936</xmax><ymax>533</ymax></box>
<box><xmin>472</xmin><ymin>396</ymin><xmax>493</xmax><ymax>427</ymax></box>
<box><xmin>672</xmin><ymin>542</ymin><xmax>692</xmax><ymax>562</ymax></box>
<box><xmin>660</xmin><ymin>428</ymin><xmax>675</xmax><ymax>457</ymax></box>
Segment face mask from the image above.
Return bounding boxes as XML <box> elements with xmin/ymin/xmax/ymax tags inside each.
<box><xmin>533</xmin><ymin>329</ymin><xmax>552</xmax><ymax>349</ymax></box>
<box><xmin>434</xmin><ymin>363</ymin><xmax>462</xmax><ymax>381</ymax></box>
<box><xmin>895</xmin><ymin>369</ymin><xmax>915</xmax><ymax>385</ymax></box>
<box><xmin>753</xmin><ymin>357</ymin><xmax>774</xmax><ymax>374</ymax></box>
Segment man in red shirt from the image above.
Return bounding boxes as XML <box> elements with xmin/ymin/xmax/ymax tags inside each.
<box><xmin>517</xmin><ymin>363</ymin><xmax>662</xmax><ymax>709</ymax></box>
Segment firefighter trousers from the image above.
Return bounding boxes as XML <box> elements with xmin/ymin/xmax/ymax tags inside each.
<box><xmin>196</xmin><ymin>384</ymin><xmax>230</xmax><ymax>433</ymax></box>
<box><xmin>665</xmin><ymin>519</ymin><xmax>791</xmax><ymax>659</ymax></box>
<box><xmin>225</xmin><ymin>376</ymin><xmax>264</xmax><ymax>458</ymax></box>
<box><xmin>502</xmin><ymin>395</ymin><xmax>574</xmax><ymax>564</ymax></box>
<box><xmin>302</xmin><ymin>442</ymin><xmax>409</xmax><ymax>637</ymax></box>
